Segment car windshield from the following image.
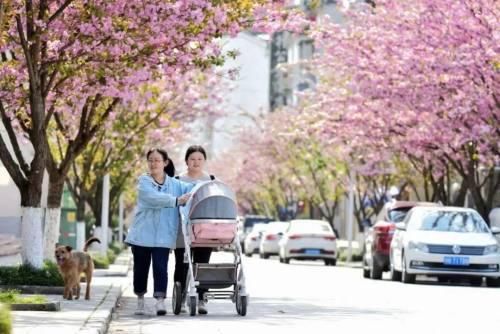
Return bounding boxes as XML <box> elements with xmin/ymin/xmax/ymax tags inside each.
<box><xmin>411</xmin><ymin>210</ymin><xmax>489</xmax><ymax>233</ymax></box>
<box><xmin>290</xmin><ymin>222</ymin><xmax>332</xmax><ymax>233</ymax></box>
<box><xmin>388</xmin><ymin>207</ymin><xmax>412</xmax><ymax>222</ymax></box>
<box><xmin>243</xmin><ymin>216</ymin><xmax>273</xmax><ymax>230</ymax></box>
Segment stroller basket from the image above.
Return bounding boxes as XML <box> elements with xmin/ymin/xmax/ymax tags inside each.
<box><xmin>190</xmin><ymin>219</ymin><xmax>237</xmax><ymax>245</ymax></box>
<box><xmin>194</xmin><ymin>263</ymin><xmax>237</xmax><ymax>289</ymax></box>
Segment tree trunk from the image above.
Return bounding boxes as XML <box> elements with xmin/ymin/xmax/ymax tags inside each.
<box><xmin>42</xmin><ymin>174</ymin><xmax>64</xmax><ymax>260</ymax></box>
<box><xmin>19</xmin><ymin>162</ymin><xmax>45</xmax><ymax>268</ymax></box>
<box><xmin>18</xmin><ymin>145</ymin><xmax>46</xmax><ymax>268</ymax></box>
<box><xmin>20</xmin><ymin>207</ymin><xmax>44</xmax><ymax>268</ymax></box>
<box><xmin>76</xmin><ymin>193</ymin><xmax>86</xmax><ymax>222</ymax></box>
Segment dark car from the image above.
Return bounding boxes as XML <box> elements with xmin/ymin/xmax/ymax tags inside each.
<box><xmin>238</xmin><ymin>215</ymin><xmax>274</xmax><ymax>249</ymax></box>
<box><xmin>363</xmin><ymin>201</ymin><xmax>439</xmax><ymax>279</ymax></box>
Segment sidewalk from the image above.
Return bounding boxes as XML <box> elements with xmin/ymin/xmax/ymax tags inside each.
<box><xmin>10</xmin><ymin>250</ymin><xmax>132</xmax><ymax>334</ymax></box>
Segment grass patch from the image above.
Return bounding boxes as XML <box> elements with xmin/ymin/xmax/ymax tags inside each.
<box><xmin>0</xmin><ymin>290</ymin><xmax>47</xmax><ymax>304</ymax></box>
<box><xmin>0</xmin><ymin>303</ymin><xmax>12</xmax><ymax>334</ymax></box>
<box><xmin>0</xmin><ymin>261</ymin><xmax>63</xmax><ymax>286</ymax></box>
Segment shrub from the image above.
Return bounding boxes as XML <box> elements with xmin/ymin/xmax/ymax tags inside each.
<box><xmin>109</xmin><ymin>242</ymin><xmax>124</xmax><ymax>255</ymax></box>
<box><xmin>106</xmin><ymin>249</ymin><xmax>117</xmax><ymax>264</ymax></box>
<box><xmin>91</xmin><ymin>253</ymin><xmax>110</xmax><ymax>269</ymax></box>
<box><xmin>0</xmin><ymin>290</ymin><xmax>47</xmax><ymax>304</ymax></box>
<box><xmin>0</xmin><ymin>261</ymin><xmax>63</xmax><ymax>286</ymax></box>
<box><xmin>0</xmin><ymin>303</ymin><xmax>11</xmax><ymax>334</ymax></box>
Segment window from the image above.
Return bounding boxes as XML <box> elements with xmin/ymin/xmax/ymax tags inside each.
<box><xmin>299</xmin><ymin>40</ymin><xmax>314</xmax><ymax>60</ymax></box>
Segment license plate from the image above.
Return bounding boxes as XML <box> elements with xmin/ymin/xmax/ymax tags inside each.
<box><xmin>443</xmin><ymin>256</ymin><xmax>470</xmax><ymax>266</ymax></box>
<box><xmin>305</xmin><ymin>249</ymin><xmax>321</xmax><ymax>255</ymax></box>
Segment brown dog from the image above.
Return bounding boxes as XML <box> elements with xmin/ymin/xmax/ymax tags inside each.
<box><xmin>55</xmin><ymin>237</ymin><xmax>101</xmax><ymax>300</ymax></box>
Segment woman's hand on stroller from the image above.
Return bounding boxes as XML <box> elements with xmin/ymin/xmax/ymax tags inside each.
<box><xmin>177</xmin><ymin>193</ymin><xmax>191</xmax><ymax>206</ymax></box>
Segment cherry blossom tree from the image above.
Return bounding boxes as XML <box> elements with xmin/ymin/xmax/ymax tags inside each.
<box><xmin>65</xmin><ymin>69</ymin><xmax>227</xmax><ymax>233</ymax></box>
<box><xmin>303</xmin><ymin>0</ymin><xmax>499</xmax><ymax>221</ymax></box>
<box><xmin>0</xmin><ymin>0</ymin><xmax>285</xmax><ymax>267</ymax></box>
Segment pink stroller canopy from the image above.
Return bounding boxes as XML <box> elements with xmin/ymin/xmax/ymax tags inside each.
<box><xmin>188</xmin><ymin>181</ymin><xmax>238</xmax><ymax>220</ymax></box>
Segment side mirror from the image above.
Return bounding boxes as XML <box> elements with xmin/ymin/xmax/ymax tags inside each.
<box><xmin>277</xmin><ymin>232</ymin><xmax>283</xmax><ymax>236</ymax></box>
<box><xmin>395</xmin><ymin>222</ymin><xmax>406</xmax><ymax>231</ymax></box>
<box><xmin>491</xmin><ymin>226</ymin><xmax>500</xmax><ymax>235</ymax></box>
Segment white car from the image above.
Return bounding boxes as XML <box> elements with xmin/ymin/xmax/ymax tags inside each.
<box><xmin>244</xmin><ymin>223</ymin><xmax>268</xmax><ymax>257</ymax></box>
<box><xmin>278</xmin><ymin>219</ymin><xmax>337</xmax><ymax>266</ymax></box>
<box><xmin>259</xmin><ymin>221</ymin><xmax>289</xmax><ymax>259</ymax></box>
<box><xmin>390</xmin><ymin>206</ymin><xmax>500</xmax><ymax>286</ymax></box>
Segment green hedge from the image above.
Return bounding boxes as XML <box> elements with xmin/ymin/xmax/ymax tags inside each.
<box><xmin>0</xmin><ymin>261</ymin><xmax>63</xmax><ymax>286</ymax></box>
<box><xmin>91</xmin><ymin>243</ymin><xmax>125</xmax><ymax>269</ymax></box>
<box><xmin>338</xmin><ymin>248</ymin><xmax>363</xmax><ymax>262</ymax></box>
<box><xmin>91</xmin><ymin>253</ymin><xmax>110</xmax><ymax>269</ymax></box>
<box><xmin>0</xmin><ymin>303</ymin><xmax>11</xmax><ymax>334</ymax></box>
<box><xmin>109</xmin><ymin>242</ymin><xmax>124</xmax><ymax>255</ymax></box>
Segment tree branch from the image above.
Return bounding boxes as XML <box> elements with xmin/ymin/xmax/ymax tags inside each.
<box><xmin>0</xmin><ymin>101</ymin><xmax>30</xmax><ymax>176</ymax></box>
<box><xmin>15</xmin><ymin>15</ymin><xmax>36</xmax><ymax>86</ymax></box>
<box><xmin>47</xmin><ymin>0</ymin><xmax>74</xmax><ymax>25</ymax></box>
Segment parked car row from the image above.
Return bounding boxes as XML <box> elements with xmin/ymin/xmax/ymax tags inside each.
<box><xmin>243</xmin><ymin>218</ymin><xmax>338</xmax><ymax>266</ymax></box>
<box><xmin>363</xmin><ymin>201</ymin><xmax>500</xmax><ymax>287</ymax></box>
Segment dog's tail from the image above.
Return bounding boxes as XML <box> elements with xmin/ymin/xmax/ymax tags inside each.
<box><xmin>83</xmin><ymin>237</ymin><xmax>101</xmax><ymax>252</ymax></box>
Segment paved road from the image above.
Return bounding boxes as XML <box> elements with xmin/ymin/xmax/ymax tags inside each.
<box><xmin>109</xmin><ymin>252</ymin><xmax>500</xmax><ymax>333</ymax></box>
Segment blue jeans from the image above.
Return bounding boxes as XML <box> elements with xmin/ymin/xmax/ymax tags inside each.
<box><xmin>131</xmin><ymin>245</ymin><xmax>170</xmax><ymax>299</ymax></box>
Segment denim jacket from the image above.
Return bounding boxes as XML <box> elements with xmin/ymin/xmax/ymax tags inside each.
<box><xmin>125</xmin><ymin>173</ymin><xmax>193</xmax><ymax>248</ymax></box>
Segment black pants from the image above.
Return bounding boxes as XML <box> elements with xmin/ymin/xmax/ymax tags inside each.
<box><xmin>131</xmin><ymin>245</ymin><xmax>170</xmax><ymax>299</ymax></box>
<box><xmin>174</xmin><ymin>247</ymin><xmax>213</xmax><ymax>300</ymax></box>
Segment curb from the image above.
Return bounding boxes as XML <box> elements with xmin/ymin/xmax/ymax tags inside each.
<box><xmin>10</xmin><ymin>301</ymin><xmax>61</xmax><ymax>311</ymax></box>
<box><xmin>78</xmin><ymin>281</ymin><xmax>127</xmax><ymax>334</ymax></box>
<box><xmin>0</xmin><ymin>285</ymin><xmax>64</xmax><ymax>294</ymax></box>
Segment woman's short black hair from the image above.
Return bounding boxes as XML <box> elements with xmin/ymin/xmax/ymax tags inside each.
<box><xmin>185</xmin><ymin>145</ymin><xmax>207</xmax><ymax>162</ymax></box>
<box><xmin>146</xmin><ymin>148</ymin><xmax>175</xmax><ymax>177</ymax></box>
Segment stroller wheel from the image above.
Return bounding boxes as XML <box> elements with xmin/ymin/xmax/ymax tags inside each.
<box><xmin>172</xmin><ymin>282</ymin><xmax>182</xmax><ymax>315</ymax></box>
<box><xmin>236</xmin><ymin>293</ymin><xmax>247</xmax><ymax>316</ymax></box>
<box><xmin>189</xmin><ymin>296</ymin><xmax>197</xmax><ymax>316</ymax></box>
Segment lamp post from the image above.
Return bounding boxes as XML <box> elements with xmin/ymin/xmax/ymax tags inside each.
<box><xmin>100</xmin><ymin>174</ymin><xmax>110</xmax><ymax>255</ymax></box>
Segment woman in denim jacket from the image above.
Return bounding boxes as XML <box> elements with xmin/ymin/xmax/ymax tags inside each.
<box><xmin>125</xmin><ymin>148</ymin><xmax>193</xmax><ymax>316</ymax></box>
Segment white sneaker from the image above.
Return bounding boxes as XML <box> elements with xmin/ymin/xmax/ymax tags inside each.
<box><xmin>156</xmin><ymin>298</ymin><xmax>166</xmax><ymax>316</ymax></box>
<box><xmin>198</xmin><ymin>300</ymin><xmax>207</xmax><ymax>315</ymax></box>
<box><xmin>180</xmin><ymin>294</ymin><xmax>187</xmax><ymax>313</ymax></box>
<box><xmin>134</xmin><ymin>296</ymin><xmax>145</xmax><ymax>315</ymax></box>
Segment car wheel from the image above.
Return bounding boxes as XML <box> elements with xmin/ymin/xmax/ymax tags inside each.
<box><xmin>437</xmin><ymin>276</ymin><xmax>449</xmax><ymax>284</ymax></box>
<box><xmin>469</xmin><ymin>277</ymin><xmax>483</xmax><ymax>287</ymax></box>
<box><xmin>390</xmin><ymin>262</ymin><xmax>401</xmax><ymax>281</ymax></box>
<box><xmin>362</xmin><ymin>258</ymin><xmax>370</xmax><ymax>278</ymax></box>
<box><xmin>486</xmin><ymin>277</ymin><xmax>500</xmax><ymax>287</ymax></box>
<box><xmin>370</xmin><ymin>260</ymin><xmax>383</xmax><ymax>280</ymax></box>
<box><xmin>283</xmin><ymin>257</ymin><xmax>290</xmax><ymax>264</ymax></box>
<box><xmin>262</xmin><ymin>253</ymin><xmax>269</xmax><ymax>259</ymax></box>
<box><xmin>245</xmin><ymin>252</ymin><xmax>252</xmax><ymax>257</ymax></box>
<box><xmin>330</xmin><ymin>259</ymin><xmax>337</xmax><ymax>266</ymax></box>
<box><xmin>401</xmin><ymin>254</ymin><xmax>416</xmax><ymax>284</ymax></box>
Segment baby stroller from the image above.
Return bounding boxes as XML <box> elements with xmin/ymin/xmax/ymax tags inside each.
<box><xmin>172</xmin><ymin>180</ymin><xmax>248</xmax><ymax>316</ymax></box>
